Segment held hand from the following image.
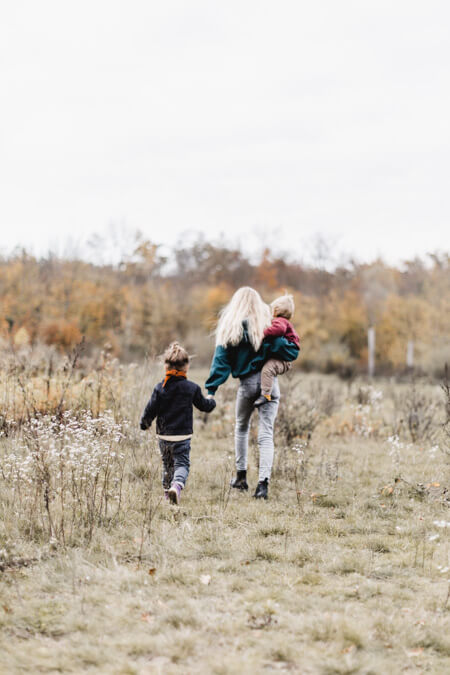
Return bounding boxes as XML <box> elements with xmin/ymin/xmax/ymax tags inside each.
<box><xmin>207</xmin><ymin>394</ymin><xmax>215</xmax><ymax>399</ymax></box>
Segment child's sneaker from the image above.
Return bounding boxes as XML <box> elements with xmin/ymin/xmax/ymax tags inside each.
<box><xmin>254</xmin><ymin>394</ymin><xmax>271</xmax><ymax>408</ymax></box>
<box><xmin>168</xmin><ymin>482</ymin><xmax>182</xmax><ymax>505</ymax></box>
<box><xmin>164</xmin><ymin>490</ymin><xmax>169</xmax><ymax>501</ymax></box>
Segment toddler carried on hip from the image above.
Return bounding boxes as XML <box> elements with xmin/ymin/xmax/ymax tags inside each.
<box><xmin>140</xmin><ymin>342</ymin><xmax>216</xmax><ymax>504</ymax></box>
<box><xmin>254</xmin><ymin>294</ymin><xmax>300</xmax><ymax>408</ymax></box>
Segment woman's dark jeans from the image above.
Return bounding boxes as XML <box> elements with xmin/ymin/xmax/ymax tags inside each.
<box><xmin>235</xmin><ymin>371</ymin><xmax>280</xmax><ymax>481</ymax></box>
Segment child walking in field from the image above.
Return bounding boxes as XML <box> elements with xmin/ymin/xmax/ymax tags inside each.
<box><xmin>254</xmin><ymin>294</ymin><xmax>300</xmax><ymax>407</ymax></box>
<box><xmin>140</xmin><ymin>342</ymin><xmax>216</xmax><ymax>504</ymax></box>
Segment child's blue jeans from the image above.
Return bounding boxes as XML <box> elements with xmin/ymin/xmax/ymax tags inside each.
<box><xmin>158</xmin><ymin>438</ymin><xmax>191</xmax><ymax>489</ymax></box>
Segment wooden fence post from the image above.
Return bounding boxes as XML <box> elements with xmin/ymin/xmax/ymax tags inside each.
<box><xmin>407</xmin><ymin>340</ymin><xmax>414</xmax><ymax>369</ymax></box>
<box><xmin>368</xmin><ymin>326</ymin><xmax>375</xmax><ymax>377</ymax></box>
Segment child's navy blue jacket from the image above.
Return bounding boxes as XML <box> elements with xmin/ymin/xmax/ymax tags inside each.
<box><xmin>140</xmin><ymin>376</ymin><xmax>216</xmax><ymax>436</ymax></box>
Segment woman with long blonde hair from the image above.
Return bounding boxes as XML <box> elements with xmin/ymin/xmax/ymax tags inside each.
<box><xmin>206</xmin><ymin>287</ymin><xmax>299</xmax><ymax>499</ymax></box>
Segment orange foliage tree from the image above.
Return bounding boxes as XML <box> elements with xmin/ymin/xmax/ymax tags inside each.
<box><xmin>0</xmin><ymin>239</ymin><xmax>448</xmax><ymax>373</ymax></box>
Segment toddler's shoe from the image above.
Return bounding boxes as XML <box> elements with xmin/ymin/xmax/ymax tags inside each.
<box><xmin>168</xmin><ymin>482</ymin><xmax>183</xmax><ymax>505</ymax></box>
<box><xmin>254</xmin><ymin>394</ymin><xmax>271</xmax><ymax>408</ymax></box>
<box><xmin>253</xmin><ymin>478</ymin><xmax>269</xmax><ymax>500</ymax></box>
<box><xmin>164</xmin><ymin>490</ymin><xmax>169</xmax><ymax>501</ymax></box>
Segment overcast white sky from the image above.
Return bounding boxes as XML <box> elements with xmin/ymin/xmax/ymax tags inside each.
<box><xmin>1</xmin><ymin>0</ymin><xmax>449</xmax><ymax>264</ymax></box>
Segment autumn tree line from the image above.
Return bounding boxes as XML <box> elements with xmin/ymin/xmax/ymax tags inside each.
<box><xmin>1</xmin><ymin>235</ymin><xmax>449</xmax><ymax>376</ymax></box>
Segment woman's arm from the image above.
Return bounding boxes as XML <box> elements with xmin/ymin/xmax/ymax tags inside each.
<box><xmin>269</xmin><ymin>336</ymin><xmax>300</xmax><ymax>362</ymax></box>
<box><xmin>205</xmin><ymin>345</ymin><xmax>232</xmax><ymax>395</ymax></box>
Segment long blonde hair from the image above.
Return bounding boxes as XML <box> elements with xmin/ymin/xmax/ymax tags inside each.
<box><xmin>215</xmin><ymin>287</ymin><xmax>271</xmax><ymax>351</ymax></box>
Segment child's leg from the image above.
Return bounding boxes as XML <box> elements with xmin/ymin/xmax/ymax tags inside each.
<box><xmin>158</xmin><ymin>439</ymin><xmax>174</xmax><ymax>490</ymax></box>
<box><xmin>171</xmin><ymin>439</ymin><xmax>191</xmax><ymax>488</ymax></box>
<box><xmin>260</xmin><ymin>359</ymin><xmax>291</xmax><ymax>397</ymax></box>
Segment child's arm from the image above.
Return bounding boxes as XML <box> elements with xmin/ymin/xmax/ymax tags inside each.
<box><xmin>140</xmin><ymin>386</ymin><xmax>160</xmax><ymax>430</ymax></box>
<box><xmin>263</xmin><ymin>318</ymin><xmax>288</xmax><ymax>339</ymax></box>
<box><xmin>193</xmin><ymin>385</ymin><xmax>217</xmax><ymax>413</ymax></box>
<box><xmin>287</xmin><ymin>322</ymin><xmax>301</xmax><ymax>348</ymax></box>
<box><xmin>205</xmin><ymin>345</ymin><xmax>232</xmax><ymax>395</ymax></box>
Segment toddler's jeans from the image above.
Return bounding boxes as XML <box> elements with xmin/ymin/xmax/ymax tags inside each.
<box><xmin>260</xmin><ymin>358</ymin><xmax>291</xmax><ymax>397</ymax></box>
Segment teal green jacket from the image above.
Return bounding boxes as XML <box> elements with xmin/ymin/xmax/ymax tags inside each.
<box><xmin>205</xmin><ymin>324</ymin><xmax>299</xmax><ymax>395</ymax></box>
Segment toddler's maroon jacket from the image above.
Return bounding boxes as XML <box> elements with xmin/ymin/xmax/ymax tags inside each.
<box><xmin>263</xmin><ymin>317</ymin><xmax>300</xmax><ymax>349</ymax></box>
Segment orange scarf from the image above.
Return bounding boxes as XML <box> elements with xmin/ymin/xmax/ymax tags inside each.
<box><xmin>163</xmin><ymin>369</ymin><xmax>187</xmax><ymax>387</ymax></box>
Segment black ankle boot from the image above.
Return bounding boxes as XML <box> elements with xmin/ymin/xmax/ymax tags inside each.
<box><xmin>253</xmin><ymin>478</ymin><xmax>269</xmax><ymax>500</ymax></box>
<box><xmin>230</xmin><ymin>470</ymin><xmax>248</xmax><ymax>491</ymax></box>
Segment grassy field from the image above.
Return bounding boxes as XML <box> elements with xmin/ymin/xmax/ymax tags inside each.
<box><xmin>0</xmin><ymin>357</ymin><xmax>449</xmax><ymax>674</ymax></box>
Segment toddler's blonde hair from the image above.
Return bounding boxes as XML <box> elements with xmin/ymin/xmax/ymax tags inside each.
<box><xmin>164</xmin><ymin>342</ymin><xmax>189</xmax><ymax>370</ymax></box>
<box><xmin>271</xmin><ymin>294</ymin><xmax>295</xmax><ymax>320</ymax></box>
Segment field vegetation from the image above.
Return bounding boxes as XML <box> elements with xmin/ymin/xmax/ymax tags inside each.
<box><xmin>0</xmin><ymin>345</ymin><xmax>449</xmax><ymax>673</ymax></box>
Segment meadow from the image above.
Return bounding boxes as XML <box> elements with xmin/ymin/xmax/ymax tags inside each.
<box><xmin>0</xmin><ymin>347</ymin><xmax>449</xmax><ymax>674</ymax></box>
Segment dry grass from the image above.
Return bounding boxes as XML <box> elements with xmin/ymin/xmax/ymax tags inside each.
<box><xmin>1</xmin><ymin>359</ymin><xmax>449</xmax><ymax>674</ymax></box>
